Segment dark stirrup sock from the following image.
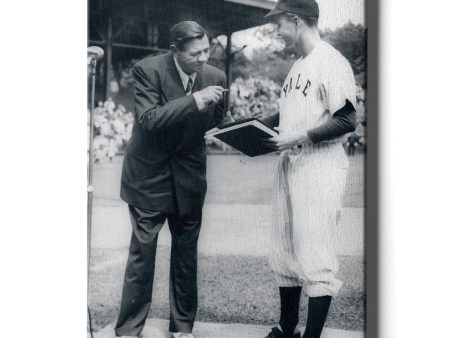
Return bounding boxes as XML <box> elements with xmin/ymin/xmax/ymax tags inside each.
<box><xmin>303</xmin><ymin>296</ymin><xmax>332</xmax><ymax>338</ymax></box>
<box><xmin>279</xmin><ymin>286</ymin><xmax>302</xmax><ymax>336</ymax></box>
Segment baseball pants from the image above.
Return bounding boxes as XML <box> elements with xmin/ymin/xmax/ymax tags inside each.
<box><xmin>269</xmin><ymin>143</ymin><xmax>348</xmax><ymax>297</ymax></box>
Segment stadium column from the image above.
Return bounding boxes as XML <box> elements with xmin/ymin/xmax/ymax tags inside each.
<box><xmin>105</xmin><ymin>15</ymin><xmax>113</xmax><ymax>100</ymax></box>
<box><xmin>225</xmin><ymin>32</ymin><xmax>232</xmax><ymax>112</ymax></box>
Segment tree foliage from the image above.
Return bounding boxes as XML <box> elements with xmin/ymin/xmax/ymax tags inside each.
<box><xmin>321</xmin><ymin>22</ymin><xmax>367</xmax><ymax>88</ymax></box>
<box><xmin>209</xmin><ymin>22</ymin><xmax>367</xmax><ymax>88</ymax></box>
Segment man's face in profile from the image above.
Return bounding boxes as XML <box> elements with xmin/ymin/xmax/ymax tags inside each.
<box><xmin>274</xmin><ymin>14</ymin><xmax>298</xmax><ymax>49</ymax></box>
<box><xmin>176</xmin><ymin>35</ymin><xmax>210</xmax><ymax>74</ymax></box>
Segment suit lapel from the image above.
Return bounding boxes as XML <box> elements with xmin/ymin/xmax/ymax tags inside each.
<box><xmin>161</xmin><ymin>53</ymin><xmax>186</xmax><ymax>100</ymax></box>
<box><xmin>160</xmin><ymin>52</ymin><xmax>208</xmax><ymax>101</ymax></box>
<box><xmin>192</xmin><ymin>70</ymin><xmax>204</xmax><ymax>93</ymax></box>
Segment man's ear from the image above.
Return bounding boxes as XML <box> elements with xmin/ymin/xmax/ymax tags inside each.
<box><xmin>293</xmin><ymin>16</ymin><xmax>302</xmax><ymax>29</ymax></box>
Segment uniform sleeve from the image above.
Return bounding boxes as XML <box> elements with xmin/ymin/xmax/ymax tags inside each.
<box><xmin>133</xmin><ymin>64</ymin><xmax>199</xmax><ymax>131</ymax></box>
<box><xmin>322</xmin><ymin>55</ymin><xmax>356</xmax><ymax>115</ymax></box>
<box><xmin>307</xmin><ymin>99</ymin><xmax>356</xmax><ymax>143</ymax></box>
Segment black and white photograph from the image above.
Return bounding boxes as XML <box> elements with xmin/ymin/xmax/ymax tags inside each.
<box><xmin>4</xmin><ymin>1</ymin><xmax>450</xmax><ymax>338</ymax></box>
<box><xmin>87</xmin><ymin>1</ymin><xmax>366</xmax><ymax>337</ymax></box>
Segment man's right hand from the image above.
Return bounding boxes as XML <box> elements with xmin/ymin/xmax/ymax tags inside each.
<box><xmin>196</xmin><ymin>86</ymin><xmax>225</xmax><ymax>106</ymax></box>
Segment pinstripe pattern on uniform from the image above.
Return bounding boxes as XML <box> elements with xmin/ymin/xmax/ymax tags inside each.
<box><xmin>269</xmin><ymin>142</ymin><xmax>348</xmax><ymax>297</ymax></box>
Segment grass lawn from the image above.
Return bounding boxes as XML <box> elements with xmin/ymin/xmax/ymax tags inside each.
<box><xmin>89</xmin><ymin>153</ymin><xmax>365</xmax><ymax>331</ymax></box>
<box><xmin>89</xmin><ymin>248</ymin><xmax>365</xmax><ymax>332</ymax></box>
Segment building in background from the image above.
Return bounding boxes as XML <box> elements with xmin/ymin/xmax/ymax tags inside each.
<box><xmin>88</xmin><ymin>0</ymin><xmax>273</xmax><ymax>108</ymax></box>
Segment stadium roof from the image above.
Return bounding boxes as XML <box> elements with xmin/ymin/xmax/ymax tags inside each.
<box><xmin>88</xmin><ymin>0</ymin><xmax>274</xmax><ymax>99</ymax></box>
<box><xmin>224</xmin><ymin>0</ymin><xmax>274</xmax><ymax>10</ymax></box>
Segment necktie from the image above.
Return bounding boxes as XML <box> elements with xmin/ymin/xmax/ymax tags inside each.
<box><xmin>185</xmin><ymin>77</ymin><xmax>193</xmax><ymax>95</ymax></box>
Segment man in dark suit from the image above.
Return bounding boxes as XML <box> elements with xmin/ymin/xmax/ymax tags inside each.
<box><xmin>115</xmin><ymin>21</ymin><xmax>227</xmax><ymax>338</ymax></box>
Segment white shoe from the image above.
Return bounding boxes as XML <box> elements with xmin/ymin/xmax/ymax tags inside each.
<box><xmin>172</xmin><ymin>333</ymin><xmax>195</xmax><ymax>338</ymax></box>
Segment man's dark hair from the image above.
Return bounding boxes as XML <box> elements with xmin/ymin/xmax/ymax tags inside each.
<box><xmin>169</xmin><ymin>21</ymin><xmax>208</xmax><ymax>51</ymax></box>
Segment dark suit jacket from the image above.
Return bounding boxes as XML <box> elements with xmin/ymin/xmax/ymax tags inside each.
<box><xmin>120</xmin><ymin>52</ymin><xmax>227</xmax><ymax>215</ymax></box>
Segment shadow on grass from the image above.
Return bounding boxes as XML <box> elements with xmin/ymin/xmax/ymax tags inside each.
<box><xmin>89</xmin><ymin>248</ymin><xmax>365</xmax><ymax>332</ymax></box>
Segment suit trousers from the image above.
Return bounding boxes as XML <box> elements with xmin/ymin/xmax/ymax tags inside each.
<box><xmin>115</xmin><ymin>205</ymin><xmax>202</xmax><ymax>337</ymax></box>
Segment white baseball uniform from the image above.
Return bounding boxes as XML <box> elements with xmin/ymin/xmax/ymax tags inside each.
<box><xmin>269</xmin><ymin>40</ymin><xmax>356</xmax><ymax>297</ymax></box>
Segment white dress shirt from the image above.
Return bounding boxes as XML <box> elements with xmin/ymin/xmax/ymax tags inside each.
<box><xmin>173</xmin><ymin>55</ymin><xmax>206</xmax><ymax>111</ymax></box>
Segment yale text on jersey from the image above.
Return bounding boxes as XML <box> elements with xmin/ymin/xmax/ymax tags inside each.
<box><xmin>282</xmin><ymin>73</ymin><xmax>312</xmax><ymax>98</ymax></box>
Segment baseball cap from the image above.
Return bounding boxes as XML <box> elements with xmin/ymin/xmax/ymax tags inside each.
<box><xmin>265</xmin><ymin>0</ymin><xmax>319</xmax><ymax>19</ymax></box>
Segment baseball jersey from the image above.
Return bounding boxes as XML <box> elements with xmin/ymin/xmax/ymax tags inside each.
<box><xmin>278</xmin><ymin>40</ymin><xmax>356</xmax><ymax>142</ymax></box>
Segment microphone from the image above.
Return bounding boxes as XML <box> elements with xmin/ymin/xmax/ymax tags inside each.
<box><xmin>87</xmin><ymin>46</ymin><xmax>104</xmax><ymax>64</ymax></box>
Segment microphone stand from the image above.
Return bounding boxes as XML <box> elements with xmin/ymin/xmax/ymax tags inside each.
<box><xmin>87</xmin><ymin>55</ymin><xmax>99</xmax><ymax>338</ymax></box>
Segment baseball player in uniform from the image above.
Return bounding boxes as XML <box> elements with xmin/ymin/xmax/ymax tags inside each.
<box><xmin>254</xmin><ymin>1</ymin><xmax>357</xmax><ymax>337</ymax></box>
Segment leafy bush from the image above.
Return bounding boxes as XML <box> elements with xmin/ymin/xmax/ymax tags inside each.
<box><xmin>91</xmin><ymin>77</ymin><xmax>366</xmax><ymax>159</ymax></box>
<box><xmin>89</xmin><ymin>98</ymin><xmax>134</xmax><ymax>161</ymax></box>
<box><xmin>229</xmin><ymin>76</ymin><xmax>281</xmax><ymax>120</ymax></box>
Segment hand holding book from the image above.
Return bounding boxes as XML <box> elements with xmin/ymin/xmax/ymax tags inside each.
<box><xmin>263</xmin><ymin>128</ymin><xmax>309</xmax><ymax>151</ymax></box>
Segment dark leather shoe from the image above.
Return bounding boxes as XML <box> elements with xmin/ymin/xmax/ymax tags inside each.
<box><xmin>265</xmin><ymin>327</ymin><xmax>301</xmax><ymax>338</ymax></box>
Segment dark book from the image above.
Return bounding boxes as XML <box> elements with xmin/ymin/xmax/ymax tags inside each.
<box><xmin>205</xmin><ymin>118</ymin><xmax>279</xmax><ymax>157</ymax></box>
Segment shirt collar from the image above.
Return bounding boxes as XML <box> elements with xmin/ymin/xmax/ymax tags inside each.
<box><xmin>173</xmin><ymin>54</ymin><xmax>197</xmax><ymax>90</ymax></box>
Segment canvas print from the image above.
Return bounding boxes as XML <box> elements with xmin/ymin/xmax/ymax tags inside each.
<box><xmin>87</xmin><ymin>1</ymin><xmax>367</xmax><ymax>337</ymax></box>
